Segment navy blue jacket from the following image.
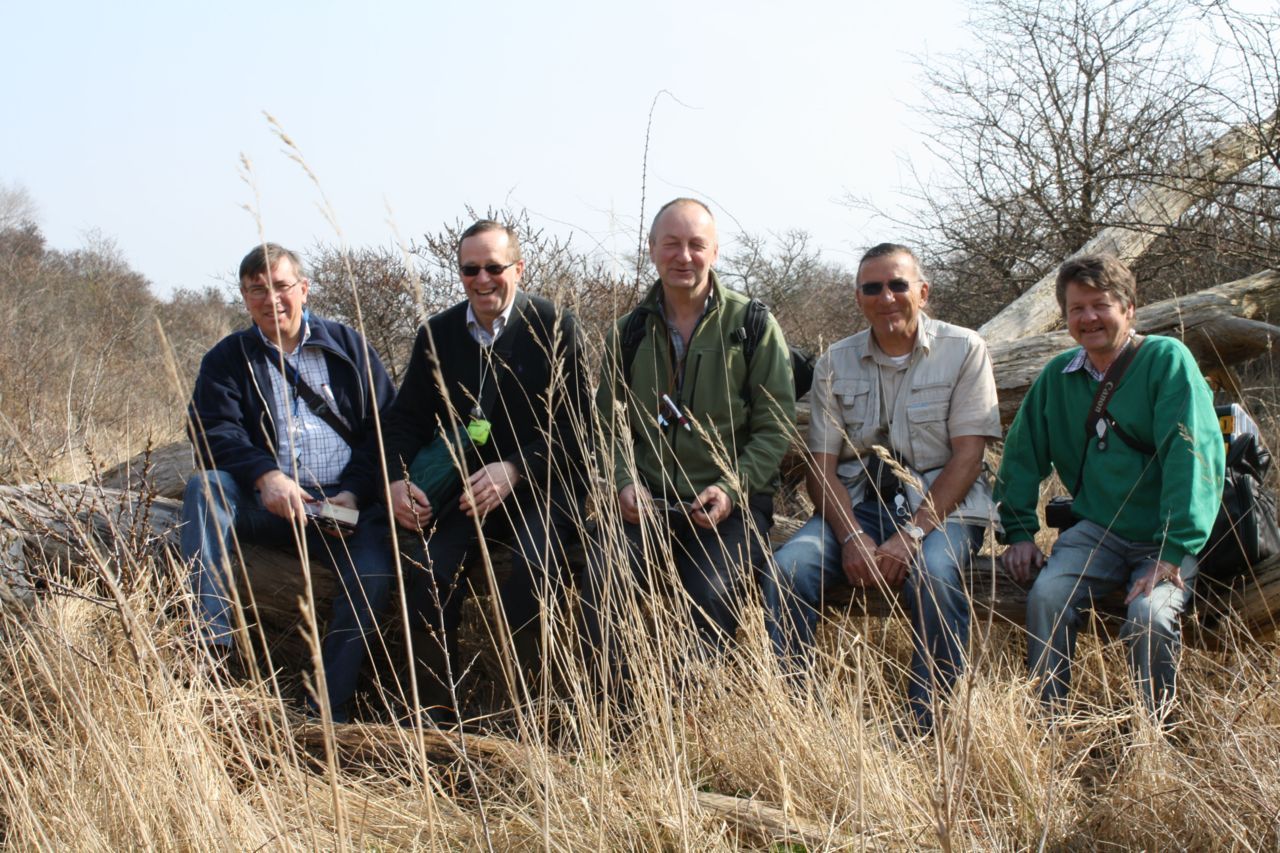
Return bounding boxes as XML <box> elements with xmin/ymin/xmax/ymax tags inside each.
<box><xmin>186</xmin><ymin>315</ymin><xmax>395</xmax><ymax>506</ymax></box>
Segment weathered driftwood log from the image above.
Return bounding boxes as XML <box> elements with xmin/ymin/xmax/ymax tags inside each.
<box><xmin>816</xmin><ymin>549</ymin><xmax>1280</xmax><ymax>640</ymax></box>
<box><xmin>98</xmin><ymin>440</ymin><xmax>194</xmax><ymax>501</ymax></box>
<box><xmin>793</xmin><ymin>268</ymin><xmax>1280</xmax><ymax>431</ymax></box>
<box><xmin>4</xmin><ymin>483</ymin><xmax>1279</xmax><ymax>645</ymax></box>
<box><xmin>979</xmin><ymin>111</ymin><xmax>1280</xmax><ymax>343</ymax></box>
<box><xmin>0</xmin><ymin>483</ymin><xmax>339</xmax><ymax>637</ymax></box>
<box><xmin>285</xmin><ymin>712</ymin><xmax>861</xmax><ymax>848</ymax></box>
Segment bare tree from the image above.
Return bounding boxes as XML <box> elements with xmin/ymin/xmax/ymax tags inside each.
<box><xmin>306</xmin><ymin>244</ymin><xmax>423</xmax><ymax>384</ymax></box>
<box><xmin>719</xmin><ymin>231</ymin><xmax>862</xmax><ymax>352</ymax></box>
<box><xmin>862</xmin><ymin>0</ymin><xmax>1280</xmax><ymax>328</ymax></box>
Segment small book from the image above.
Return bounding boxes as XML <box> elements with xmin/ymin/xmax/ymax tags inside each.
<box><xmin>304</xmin><ymin>501</ymin><xmax>359</xmax><ymax>532</ymax></box>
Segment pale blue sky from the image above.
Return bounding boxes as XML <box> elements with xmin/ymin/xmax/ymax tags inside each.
<box><xmin>5</xmin><ymin>1</ymin><xmax>971</xmax><ymax>293</ymax></box>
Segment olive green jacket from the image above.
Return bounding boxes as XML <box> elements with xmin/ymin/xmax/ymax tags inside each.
<box><xmin>597</xmin><ymin>272</ymin><xmax>796</xmax><ymax>506</ymax></box>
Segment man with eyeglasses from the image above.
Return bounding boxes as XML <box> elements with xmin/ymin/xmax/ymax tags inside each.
<box><xmin>582</xmin><ymin>198</ymin><xmax>796</xmax><ymax>674</ymax></box>
<box><xmin>380</xmin><ymin>219</ymin><xmax>589</xmax><ymax>725</ymax></box>
<box><xmin>182</xmin><ymin>242</ymin><xmax>397</xmax><ymax>724</ymax></box>
<box><xmin>760</xmin><ymin>242</ymin><xmax>1000</xmax><ymax>734</ymax></box>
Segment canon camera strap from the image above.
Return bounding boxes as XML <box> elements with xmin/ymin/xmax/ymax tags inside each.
<box><xmin>1070</xmin><ymin>335</ymin><xmax>1145</xmax><ymax>494</ymax></box>
<box><xmin>266</xmin><ymin>357</ymin><xmax>358</xmax><ymax>447</ymax></box>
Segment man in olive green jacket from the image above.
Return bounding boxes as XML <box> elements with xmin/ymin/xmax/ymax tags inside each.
<box><xmin>582</xmin><ymin>197</ymin><xmax>796</xmax><ymax>660</ymax></box>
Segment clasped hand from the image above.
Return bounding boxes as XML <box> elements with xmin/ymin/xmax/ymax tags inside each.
<box><xmin>841</xmin><ymin>528</ymin><xmax>920</xmax><ymax>588</ymax></box>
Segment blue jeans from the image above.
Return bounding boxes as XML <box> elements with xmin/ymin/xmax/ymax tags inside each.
<box><xmin>762</xmin><ymin>500</ymin><xmax>984</xmax><ymax>730</ymax></box>
<box><xmin>181</xmin><ymin>470</ymin><xmax>397</xmax><ymax>722</ymax></box>
<box><xmin>1026</xmin><ymin>518</ymin><xmax>1196</xmax><ymax>714</ymax></box>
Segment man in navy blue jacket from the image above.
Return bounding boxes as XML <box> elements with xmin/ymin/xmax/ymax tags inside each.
<box><xmin>182</xmin><ymin>242</ymin><xmax>396</xmax><ymax>723</ymax></box>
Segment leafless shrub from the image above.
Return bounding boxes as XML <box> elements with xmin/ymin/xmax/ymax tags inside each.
<box><xmin>859</xmin><ymin>0</ymin><xmax>1280</xmax><ymax>328</ymax></box>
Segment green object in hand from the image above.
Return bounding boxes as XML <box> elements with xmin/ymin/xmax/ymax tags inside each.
<box><xmin>408</xmin><ymin>432</ymin><xmax>463</xmax><ymax>510</ymax></box>
<box><xmin>467</xmin><ymin>418</ymin><xmax>491</xmax><ymax>445</ymax></box>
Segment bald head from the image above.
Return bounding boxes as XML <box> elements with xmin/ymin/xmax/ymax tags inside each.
<box><xmin>648</xmin><ymin>198</ymin><xmax>719</xmax><ymax>297</ymax></box>
<box><xmin>648</xmin><ymin>197</ymin><xmax>715</xmax><ymax>242</ymax></box>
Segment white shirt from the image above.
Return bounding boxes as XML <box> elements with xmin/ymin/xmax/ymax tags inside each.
<box><xmin>465</xmin><ymin>299</ymin><xmax>518</xmax><ymax>347</ymax></box>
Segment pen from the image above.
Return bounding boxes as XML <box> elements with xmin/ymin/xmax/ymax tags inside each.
<box><xmin>662</xmin><ymin>394</ymin><xmax>692</xmax><ymax>432</ymax></box>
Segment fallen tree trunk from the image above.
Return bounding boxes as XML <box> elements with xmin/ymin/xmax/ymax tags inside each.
<box><xmin>979</xmin><ymin>112</ymin><xmax>1280</xmax><ymax>344</ymax></box>
<box><xmin>0</xmin><ymin>483</ymin><xmax>339</xmax><ymax>636</ymax></box>
<box><xmin>98</xmin><ymin>440</ymin><xmax>194</xmax><ymax>501</ymax></box>
<box><xmin>3</xmin><ymin>483</ymin><xmax>1278</xmax><ymax>645</ymax></box>
<box><xmin>285</xmin><ymin>712</ymin><xmax>862</xmax><ymax>848</ymax></box>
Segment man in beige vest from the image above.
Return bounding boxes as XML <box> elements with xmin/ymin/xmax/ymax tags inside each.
<box><xmin>761</xmin><ymin>242</ymin><xmax>1001</xmax><ymax>733</ymax></box>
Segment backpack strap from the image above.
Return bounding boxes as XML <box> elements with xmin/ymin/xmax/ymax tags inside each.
<box><xmin>620</xmin><ymin>296</ymin><xmax>768</xmax><ymax>401</ymax></box>
<box><xmin>742</xmin><ymin>298</ymin><xmax>769</xmax><ymax>365</ymax></box>
<box><xmin>619</xmin><ymin>307</ymin><xmax>652</xmax><ymax>386</ymax></box>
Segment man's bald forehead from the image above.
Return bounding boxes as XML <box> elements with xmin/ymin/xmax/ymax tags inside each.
<box><xmin>649</xmin><ymin>197</ymin><xmax>716</xmax><ymax>242</ymax></box>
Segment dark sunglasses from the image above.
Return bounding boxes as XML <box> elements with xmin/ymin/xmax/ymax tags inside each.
<box><xmin>859</xmin><ymin>278</ymin><xmax>918</xmax><ymax>296</ymax></box>
<box><xmin>460</xmin><ymin>261</ymin><xmax>517</xmax><ymax>278</ymax></box>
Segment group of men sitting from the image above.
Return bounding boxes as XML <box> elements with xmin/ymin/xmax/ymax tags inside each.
<box><xmin>182</xmin><ymin>197</ymin><xmax>1225</xmax><ymax>730</ymax></box>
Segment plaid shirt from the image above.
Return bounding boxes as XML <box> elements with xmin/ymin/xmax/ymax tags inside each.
<box><xmin>258</xmin><ymin>322</ymin><xmax>351</xmax><ymax>488</ymax></box>
<box><xmin>1062</xmin><ymin>332</ymin><xmax>1137</xmax><ymax>382</ymax></box>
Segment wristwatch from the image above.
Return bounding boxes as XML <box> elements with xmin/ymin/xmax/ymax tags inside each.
<box><xmin>900</xmin><ymin>523</ymin><xmax>926</xmax><ymax>546</ymax></box>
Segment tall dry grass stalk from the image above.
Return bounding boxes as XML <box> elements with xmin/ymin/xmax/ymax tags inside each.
<box><xmin>5</xmin><ymin>117</ymin><xmax>1279</xmax><ymax>850</ymax></box>
<box><xmin>5</xmin><ymin>318</ymin><xmax>1280</xmax><ymax>849</ymax></box>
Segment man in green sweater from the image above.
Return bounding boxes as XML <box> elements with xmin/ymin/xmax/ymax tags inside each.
<box><xmin>582</xmin><ymin>197</ymin><xmax>796</xmax><ymax>659</ymax></box>
<box><xmin>996</xmin><ymin>254</ymin><xmax>1224</xmax><ymax>716</ymax></box>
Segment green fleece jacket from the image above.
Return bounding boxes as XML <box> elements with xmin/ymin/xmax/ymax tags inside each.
<box><xmin>995</xmin><ymin>335</ymin><xmax>1224</xmax><ymax>566</ymax></box>
<box><xmin>598</xmin><ymin>272</ymin><xmax>796</xmax><ymax>506</ymax></box>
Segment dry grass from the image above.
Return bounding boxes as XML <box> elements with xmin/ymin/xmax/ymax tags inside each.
<box><xmin>5</xmin><ymin>147</ymin><xmax>1280</xmax><ymax>848</ymax></box>
<box><xmin>2</xmin><ymin>317</ymin><xmax>1279</xmax><ymax>852</ymax></box>
<box><xmin>4</xmin><ymin>467</ymin><xmax>1280</xmax><ymax>852</ymax></box>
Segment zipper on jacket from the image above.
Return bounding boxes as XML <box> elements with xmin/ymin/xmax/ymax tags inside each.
<box><xmin>670</xmin><ymin>351</ymin><xmax>703</xmax><ymax>491</ymax></box>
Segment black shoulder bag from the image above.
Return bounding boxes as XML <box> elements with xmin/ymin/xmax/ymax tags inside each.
<box><xmin>266</xmin><ymin>357</ymin><xmax>357</xmax><ymax>447</ymax></box>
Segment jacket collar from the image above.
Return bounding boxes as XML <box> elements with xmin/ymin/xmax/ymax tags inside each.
<box><xmin>638</xmin><ymin>269</ymin><xmax>725</xmax><ymax>316</ymax></box>
<box><xmin>854</xmin><ymin>313</ymin><xmax>937</xmax><ymax>363</ymax></box>
<box><xmin>241</xmin><ymin>313</ymin><xmax>347</xmax><ymax>359</ymax></box>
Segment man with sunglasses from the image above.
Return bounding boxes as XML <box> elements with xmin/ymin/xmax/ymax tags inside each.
<box><xmin>582</xmin><ymin>198</ymin><xmax>796</xmax><ymax>671</ymax></box>
<box><xmin>182</xmin><ymin>242</ymin><xmax>397</xmax><ymax>724</ymax></box>
<box><xmin>761</xmin><ymin>243</ymin><xmax>1000</xmax><ymax>734</ymax></box>
<box><xmin>380</xmin><ymin>219</ymin><xmax>589</xmax><ymax>725</ymax></box>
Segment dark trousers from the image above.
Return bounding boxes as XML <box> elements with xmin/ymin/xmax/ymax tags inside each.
<box><xmin>402</xmin><ymin>488</ymin><xmax>581</xmax><ymax>716</ymax></box>
<box><xmin>579</xmin><ymin>500</ymin><xmax>771</xmax><ymax>685</ymax></box>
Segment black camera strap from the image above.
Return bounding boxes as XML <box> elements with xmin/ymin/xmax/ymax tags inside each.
<box><xmin>1071</xmin><ymin>335</ymin><xmax>1145</xmax><ymax>494</ymax></box>
<box><xmin>267</xmin><ymin>357</ymin><xmax>358</xmax><ymax>447</ymax></box>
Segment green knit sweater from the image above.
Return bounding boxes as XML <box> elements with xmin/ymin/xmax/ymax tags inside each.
<box><xmin>995</xmin><ymin>335</ymin><xmax>1224</xmax><ymax>566</ymax></box>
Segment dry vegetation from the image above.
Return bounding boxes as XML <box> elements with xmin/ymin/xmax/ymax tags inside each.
<box><xmin>3</xmin><ymin>486</ymin><xmax>1280</xmax><ymax>850</ymax></box>
<box><xmin>3</xmin><ymin>0</ymin><xmax>1280</xmax><ymax>846</ymax></box>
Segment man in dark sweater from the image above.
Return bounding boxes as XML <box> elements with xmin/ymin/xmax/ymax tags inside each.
<box><xmin>182</xmin><ymin>243</ymin><xmax>397</xmax><ymax>724</ymax></box>
<box><xmin>381</xmin><ymin>220</ymin><xmax>589</xmax><ymax>723</ymax></box>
